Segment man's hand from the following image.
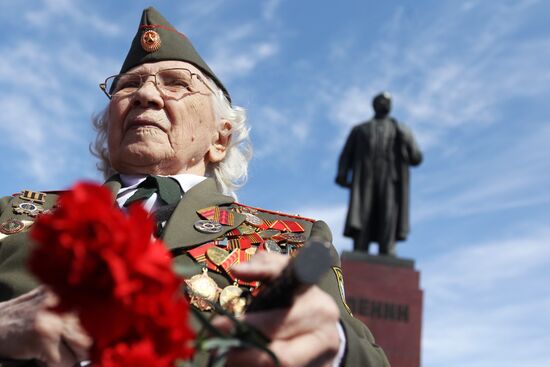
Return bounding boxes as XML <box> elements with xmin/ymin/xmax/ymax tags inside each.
<box><xmin>0</xmin><ymin>287</ymin><xmax>91</xmax><ymax>366</ymax></box>
<box><xmin>213</xmin><ymin>252</ymin><xmax>341</xmax><ymax>367</ymax></box>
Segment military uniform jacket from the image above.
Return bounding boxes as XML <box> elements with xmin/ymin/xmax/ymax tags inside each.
<box><xmin>0</xmin><ymin>178</ymin><xmax>389</xmax><ymax>367</ymax></box>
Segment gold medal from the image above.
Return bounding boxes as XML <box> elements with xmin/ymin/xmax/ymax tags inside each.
<box><xmin>220</xmin><ymin>284</ymin><xmax>246</xmax><ymax>315</ymax></box>
<box><xmin>238</xmin><ymin>223</ymin><xmax>256</xmax><ymax>235</ymax></box>
<box><xmin>206</xmin><ymin>247</ymin><xmax>229</xmax><ymax>266</ymax></box>
<box><xmin>185</xmin><ymin>268</ymin><xmax>220</xmax><ymax>311</ymax></box>
<box><xmin>245</xmin><ymin>247</ymin><xmax>257</xmax><ymax>256</ymax></box>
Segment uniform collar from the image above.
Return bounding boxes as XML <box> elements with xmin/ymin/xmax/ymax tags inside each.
<box><xmin>118</xmin><ymin>173</ymin><xmax>206</xmax><ymax>194</ymax></box>
<box><xmin>103</xmin><ymin>175</ymin><xmax>245</xmax><ymax>250</ymax></box>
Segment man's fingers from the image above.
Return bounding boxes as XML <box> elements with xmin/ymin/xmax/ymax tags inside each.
<box><xmin>61</xmin><ymin>314</ymin><xmax>92</xmax><ymax>360</ymax></box>
<box><xmin>231</xmin><ymin>252</ymin><xmax>289</xmax><ymax>281</ymax></box>
<box><xmin>244</xmin><ymin>287</ymin><xmax>339</xmax><ymax>341</ymax></box>
<box><xmin>239</xmin><ymin>308</ymin><xmax>289</xmax><ymax>339</ymax></box>
<box><xmin>49</xmin><ymin>342</ymin><xmax>80</xmax><ymax>367</ymax></box>
<box><xmin>34</xmin><ymin>310</ymin><xmax>64</xmax><ymax>364</ymax></box>
<box><xmin>6</xmin><ymin>286</ymin><xmax>47</xmax><ymax>308</ymax></box>
<box><xmin>214</xmin><ymin>287</ymin><xmax>339</xmax><ymax>345</ymax></box>
<box><xmin>211</xmin><ymin>308</ymin><xmax>291</xmax><ymax>340</ymax></box>
<box><xmin>225</xmin><ymin>332</ymin><xmax>339</xmax><ymax>367</ymax></box>
<box><xmin>269</xmin><ymin>331</ymin><xmax>339</xmax><ymax>367</ymax></box>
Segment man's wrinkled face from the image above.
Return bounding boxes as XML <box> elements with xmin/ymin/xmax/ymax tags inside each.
<box><xmin>107</xmin><ymin>60</ymin><xmax>226</xmax><ymax>176</ymax></box>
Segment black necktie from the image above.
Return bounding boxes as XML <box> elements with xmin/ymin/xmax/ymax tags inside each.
<box><xmin>123</xmin><ymin>176</ymin><xmax>182</xmax><ymax>207</ymax></box>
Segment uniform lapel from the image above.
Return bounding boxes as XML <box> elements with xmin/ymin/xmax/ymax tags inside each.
<box><xmin>104</xmin><ymin>174</ymin><xmax>122</xmax><ymax>203</ymax></box>
<box><xmin>102</xmin><ymin>175</ymin><xmax>244</xmax><ymax>250</ymax></box>
<box><xmin>161</xmin><ymin>178</ymin><xmax>245</xmax><ymax>250</ymax></box>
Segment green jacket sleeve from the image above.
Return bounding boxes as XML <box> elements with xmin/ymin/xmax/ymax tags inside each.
<box><xmin>311</xmin><ymin>221</ymin><xmax>390</xmax><ymax>367</ymax></box>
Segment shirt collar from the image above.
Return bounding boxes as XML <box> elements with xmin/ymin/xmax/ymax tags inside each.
<box><xmin>118</xmin><ymin>173</ymin><xmax>207</xmax><ymax>194</ymax></box>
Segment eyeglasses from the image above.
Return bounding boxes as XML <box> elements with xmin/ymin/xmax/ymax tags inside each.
<box><xmin>99</xmin><ymin>68</ymin><xmax>214</xmax><ymax>99</ymax></box>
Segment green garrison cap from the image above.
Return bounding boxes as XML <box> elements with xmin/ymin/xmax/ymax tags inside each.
<box><xmin>120</xmin><ymin>6</ymin><xmax>230</xmax><ymax>101</ymax></box>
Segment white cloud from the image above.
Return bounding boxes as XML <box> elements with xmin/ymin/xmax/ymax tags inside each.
<box><xmin>262</xmin><ymin>0</ymin><xmax>282</xmax><ymax>21</ymax></box>
<box><xmin>209</xmin><ymin>40</ymin><xmax>279</xmax><ymax>81</ymax></box>
<box><xmin>317</xmin><ymin>1</ymin><xmax>550</xmax><ymax>229</ymax></box>
<box><xmin>176</xmin><ymin>0</ymin><xmax>226</xmax><ymax>19</ymax></box>
<box><xmin>413</xmin><ymin>122</ymin><xmax>550</xmax><ymax>222</ymax></box>
<box><xmin>251</xmin><ymin>105</ymin><xmax>309</xmax><ymax>158</ymax></box>
<box><xmin>24</xmin><ymin>0</ymin><xmax>121</xmax><ymax>37</ymax></box>
<box><xmin>0</xmin><ymin>95</ymin><xmax>69</xmax><ymax>184</ymax></box>
<box><xmin>328</xmin><ymin>1</ymin><xmax>550</xmax><ymax>150</ymax></box>
<box><xmin>421</xmin><ymin>229</ymin><xmax>550</xmax><ymax>366</ymax></box>
<box><xmin>0</xmin><ymin>29</ymin><xmax>105</xmax><ymax>185</ymax></box>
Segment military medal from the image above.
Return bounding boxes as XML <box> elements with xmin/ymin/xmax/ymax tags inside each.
<box><xmin>0</xmin><ymin>219</ymin><xmax>25</xmax><ymax>235</ymax></box>
<box><xmin>264</xmin><ymin>240</ymin><xmax>282</xmax><ymax>253</ymax></box>
<box><xmin>185</xmin><ymin>268</ymin><xmax>220</xmax><ymax>311</ymax></box>
<box><xmin>268</xmin><ymin>219</ymin><xmax>305</xmax><ymax>233</ymax></box>
<box><xmin>237</xmin><ymin>223</ymin><xmax>256</xmax><ymax>235</ymax></box>
<box><xmin>19</xmin><ymin>190</ymin><xmax>46</xmax><ymax>204</ymax></box>
<box><xmin>233</xmin><ymin>205</ymin><xmax>258</xmax><ymax>215</ymax></box>
<box><xmin>187</xmin><ymin>242</ymin><xmax>216</xmax><ymax>264</ymax></box>
<box><xmin>13</xmin><ymin>202</ymin><xmax>44</xmax><ymax>217</ymax></box>
<box><xmin>194</xmin><ymin>219</ymin><xmax>222</xmax><ymax>234</ymax></box>
<box><xmin>219</xmin><ymin>283</ymin><xmax>246</xmax><ymax>315</ymax></box>
<box><xmin>206</xmin><ymin>247</ymin><xmax>229</xmax><ymax>266</ymax></box>
<box><xmin>245</xmin><ymin>247</ymin><xmax>257</xmax><ymax>257</ymax></box>
<box><xmin>279</xmin><ymin>232</ymin><xmax>307</xmax><ymax>243</ymax></box>
<box><xmin>141</xmin><ymin>29</ymin><xmax>161</xmax><ymax>52</ymax></box>
<box><xmin>258</xmin><ymin>229</ymin><xmax>280</xmax><ymax>239</ymax></box>
<box><xmin>243</xmin><ymin>212</ymin><xmax>263</xmax><ymax>227</ymax></box>
<box><xmin>198</xmin><ymin>206</ymin><xmax>235</xmax><ymax>225</ymax></box>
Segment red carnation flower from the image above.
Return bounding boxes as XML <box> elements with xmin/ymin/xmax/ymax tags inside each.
<box><xmin>29</xmin><ymin>181</ymin><xmax>194</xmax><ymax>366</ymax></box>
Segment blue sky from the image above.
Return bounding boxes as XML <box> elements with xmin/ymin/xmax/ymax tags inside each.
<box><xmin>1</xmin><ymin>1</ymin><xmax>549</xmax><ymax>366</ymax></box>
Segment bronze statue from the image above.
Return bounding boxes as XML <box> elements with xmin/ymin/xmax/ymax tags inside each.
<box><xmin>336</xmin><ymin>92</ymin><xmax>423</xmax><ymax>256</ymax></box>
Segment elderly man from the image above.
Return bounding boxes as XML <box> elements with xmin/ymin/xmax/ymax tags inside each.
<box><xmin>0</xmin><ymin>7</ymin><xmax>389</xmax><ymax>367</ymax></box>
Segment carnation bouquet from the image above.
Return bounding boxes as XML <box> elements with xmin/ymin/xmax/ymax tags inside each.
<box><xmin>28</xmin><ymin>182</ymin><xmax>276</xmax><ymax>367</ymax></box>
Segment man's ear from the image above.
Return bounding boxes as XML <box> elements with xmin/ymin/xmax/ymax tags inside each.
<box><xmin>208</xmin><ymin>119</ymin><xmax>232</xmax><ymax>163</ymax></box>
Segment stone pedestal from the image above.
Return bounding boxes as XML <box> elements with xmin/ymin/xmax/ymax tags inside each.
<box><xmin>341</xmin><ymin>251</ymin><xmax>422</xmax><ymax>367</ymax></box>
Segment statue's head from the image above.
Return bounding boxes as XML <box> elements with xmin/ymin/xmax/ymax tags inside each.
<box><xmin>372</xmin><ymin>92</ymin><xmax>392</xmax><ymax>118</ymax></box>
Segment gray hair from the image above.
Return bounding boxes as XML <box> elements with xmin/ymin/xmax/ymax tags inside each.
<box><xmin>90</xmin><ymin>79</ymin><xmax>252</xmax><ymax>197</ymax></box>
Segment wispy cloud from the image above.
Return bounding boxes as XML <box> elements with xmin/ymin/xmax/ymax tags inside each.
<box><xmin>171</xmin><ymin>1</ymin><xmax>282</xmax><ymax>83</ymax></box>
<box><xmin>209</xmin><ymin>40</ymin><xmax>279</xmax><ymax>81</ymax></box>
<box><xmin>251</xmin><ymin>105</ymin><xmax>309</xmax><ymax>158</ymax></box>
<box><xmin>24</xmin><ymin>0</ymin><xmax>121</xmax><ymax>37</ymax></box>
<box><xmin>262</xmin><ymin>0</ymin><xmax>283</xmax><ymax>21</ymax></box>
<box><xmin>0</xmin><ymin>23</ymin><xmax>107</xmax><ymax>185</ymax></box>
<box><xmin>327</xmin><ymin>1</ymin><xmax>550</xmax><ymax>150</ymax></box>
<box><xmin>421</xmin><ymin>228</ymin><xmax>550</xmax><ymax>366</ymax></box>
<box><xmin>312</xmin><ymin>1</ymin><xmax>550</xmax><ymax>225</ymax></box>
<box><xmin>414</xmin><ymin>122</ymin><xmax>550</xmax><ymax>222</ymax></box>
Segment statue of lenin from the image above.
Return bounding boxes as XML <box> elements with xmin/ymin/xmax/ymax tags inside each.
<box><xmin>335</xmin><ymin>92</ymin><xmax>423</xmax><ymax>256</ymax></box>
